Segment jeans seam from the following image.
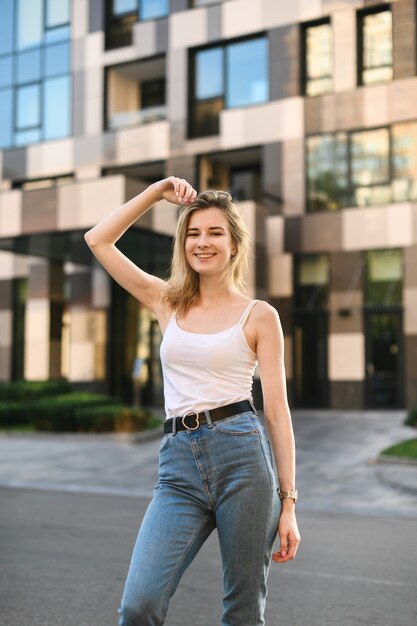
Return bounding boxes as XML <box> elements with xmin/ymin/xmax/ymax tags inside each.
<box><xmin>252</xmin><ymin>421</ymin><xmax>274</xmax><ymax>626</ymax></box>
<box><xmin>160</xmin><ymin>515</ymin><xmax>212</xmax><ymax>621</ymax></box>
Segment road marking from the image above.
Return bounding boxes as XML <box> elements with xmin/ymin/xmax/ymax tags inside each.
<box><xmin>273</xmin><ymin>567</ymin><xmax>415</xmax><ymax>588</ymax></box>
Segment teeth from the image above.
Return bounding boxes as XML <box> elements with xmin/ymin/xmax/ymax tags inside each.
<box><xmin>197</xmin><ymin>254</ymin><xmax>214</xmax><ymax>258</ymax></box>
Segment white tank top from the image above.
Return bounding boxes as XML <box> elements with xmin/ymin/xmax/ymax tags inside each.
<box><xmin>159</xmin><ymin>300</ymin><xmax>259</xmax><ymax>419</ymax></box>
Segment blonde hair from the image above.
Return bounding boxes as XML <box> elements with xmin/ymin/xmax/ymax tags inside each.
<box><xmin>163</xmin><ymin>190</ymin><xmax>251</xmax><ymax>316</ymax></box>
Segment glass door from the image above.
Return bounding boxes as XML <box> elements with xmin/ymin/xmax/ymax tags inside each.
<box><xmin>293</xmin><ymin>312</ymin><xmax>329</xmax><ymax>408</ymax></box>
<box><xmin>364</xmin><ymin>309</ymin><xmax>403</xmax><ymax>408</ymax></box>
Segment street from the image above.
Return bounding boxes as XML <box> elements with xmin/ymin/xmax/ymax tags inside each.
<box><xmin>1</xmin><ymin>410</ymin><xmax>417</xmax><ymax>625</ymax></box>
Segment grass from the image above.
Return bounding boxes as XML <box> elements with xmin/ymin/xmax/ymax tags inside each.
<box><xmin>380</xmin><ymin>438</ymin><xmax>417</xmax><ymax>459</ymax></box>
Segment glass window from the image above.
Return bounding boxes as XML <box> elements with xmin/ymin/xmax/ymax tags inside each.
<box><xmin>226</xmin><ymin>38</ymin><xmax>268</xmax><ymax>108</ymax></box>
<box><xmin>15</xmin><ymin>128</ymin><xmax>41</xmax><ymax>146</ymax></box>
<box><xmin>191</xmin><ymin>36</ymin><xmax>268</xmax><ymax>137</ymax></box>
<box><xmin>351</xmin><ymin>128</ymin><xmax>390</xmax><ymax>206</ymax></box>
<box><xmin>113</xmin><ymin>0</ymin><xmax>136</xmax><ymax>14</ymax></box>
<box><xmin>16</xmin><ymin>48</ymin><xmax>42</xmax><ymax>83</ymax></box>
<box><xmin>140</xmin><ymin>0</ymin><xmax>169</xmax><ymax>20</ymax></box>
<box><xmin>361</xmin><ymin>10</ymin><xmax>393</xmax><ymax>85</ymax></box>
<box><xmin>0</xmin><ymin>88</ymin><xmax>13</xmax><ymax>148</ymax></box>
<box><xmin>196</xmin><ymin>47</ymin><xmax>223</xmax><ymax>100</ymax></box>
<box><xmin>43</xmin><ymin>76</ymin><xmax>70</xmax><ymax>139</ymax></box>
<box><xmin>0</xmin><ymin>56</ymin><xmax>13</xmax><ymax>88</ymax></box>
<box><xmin>304</xmin><ymin>22</ymin><xmax>332</xmax><ymax>97</ymax></box>
<box><xmin>0</xmin><ymin>0</ymin><xmax>14</xmax><ymax>55</ymax></box>
<box><xmin>141</xmin><ymin>78</ymin><xmax>165</xmax><ymax>108</ymax></box>
<box><xmin>295</xmin><ymin>254</ymin><xmax>329</xmax><ymax>310</ymax></box>
<box><xmin>306</xmin><ymin>133</ymin><xmax>349</xmax><ymax>212</ymax></box>
<box><xmin>17</xmin><ymin>83</ymin><xmax>41</xmax><ymax>129</ymax></box>
<box><xmin>46</xmin><ymin>0</ymin><xmax>70</xmax><ymax>27</ymax></box>
<box><xmin>392</xmin><ymin>122</ymin><xmax>417</xmax><ymax>202</ymax></box>
<box><xmin>45</xmin><ymin>42</ymin><xmax>70</xmax><ymax>77</ymax></box>
<box><xmin>365</xmin><ymin>250</ymin><xmax>402</xmax><ymax>306</ymax></box>
<box><xmin>17</xmin><ymin>0</ymin><xmax>43</xmax><ymax>49</ymax></box>
<box><xmin>45</xmin><ymin>25</ymin><xmax>70</xmax><ymax>43</ymax></box>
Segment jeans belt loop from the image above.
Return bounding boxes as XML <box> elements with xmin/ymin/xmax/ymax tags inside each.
<box><xmin>172</xmin><ymin>414</ymin><xmax>177</xmax><ymax>436</ymax></box>
<box><xmin>204</xmin><ymin>409</ymin><xmax>214</xmax><ymax>428</ymax></box>
<box><xmin>249</xmin><ymin>399</ymin><xmax>257</xmax><ymax>414</ymax></box>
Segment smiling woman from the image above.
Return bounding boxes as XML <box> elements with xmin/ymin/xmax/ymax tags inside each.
<box><xmin>84</xmin><ymin>176</ymin><xmax>300</xmax><ymax>626</ymax></box>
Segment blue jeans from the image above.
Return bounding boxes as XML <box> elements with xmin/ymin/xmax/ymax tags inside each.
<box><xmin>118</xmin><ymin>410</ymin><xmax>280</xmax><ymax>626</ymax></box>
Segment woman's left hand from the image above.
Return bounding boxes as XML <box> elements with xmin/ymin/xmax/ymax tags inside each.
<box><xmin>272</xmin><ymin>504</ymin><xmax>301</xmax><ymax>563</ymax></box>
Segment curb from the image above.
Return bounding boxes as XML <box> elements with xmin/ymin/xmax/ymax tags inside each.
<box><xmin>375</xmin><ymin>454</ymin><xmax>417</xmax><ymax>467</ymax></box>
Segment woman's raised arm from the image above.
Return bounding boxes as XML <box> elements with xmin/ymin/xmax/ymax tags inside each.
<box><xmin>84</xmin><ymin>177</ymin><xmax>196</xmax><ymax>313</ymax></box>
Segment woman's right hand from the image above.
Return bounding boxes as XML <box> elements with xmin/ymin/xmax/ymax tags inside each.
<box><xmin>153</xmin><ymin>177</ymin><xmax>198</xmax><ymax>206</ymax></box>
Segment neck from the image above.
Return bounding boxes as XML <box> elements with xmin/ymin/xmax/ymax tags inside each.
<box><xmin>197</xmin><ymin>276</ymin><xmax>236</xmax><ymax>307</ymax></box>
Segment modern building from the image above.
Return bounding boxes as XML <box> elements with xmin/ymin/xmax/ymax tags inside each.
<box><xmin>0</xmin><ymin>0</ymin><xmax>416</xmax><ymax>410</ymax></box>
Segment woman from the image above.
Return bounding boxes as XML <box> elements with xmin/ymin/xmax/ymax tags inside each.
<box><xmin>84</xmin><ymin>176</ymin><xmax>301</xmax><ymax>625</ymax></box>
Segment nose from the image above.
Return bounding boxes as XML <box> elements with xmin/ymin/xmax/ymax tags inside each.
<box><xmin>197</xmin><ymin>233</ymin><xmax>210</xmax><ymax>247</ymax></box>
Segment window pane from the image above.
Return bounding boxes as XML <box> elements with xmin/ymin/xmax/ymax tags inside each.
<box><xmin>306</xmin><ymin>133</ymin><xmax>348</xmax><ymax>212</ymax></box>
<box><xmin>17</xmin><ymin>0</ymin><xmax>44</xmax><ymax>49</ymax></box>
<box><xmin>366</xmin><ymin>250</ymin><xmax>402</xmax><ymax>306</ymax></box>
<box><xmin>295</xmin><ymin>254</ymin><xmax>329</xmax><ymax>310</ymax></box>
<box><xmin>15</xmin><ymin>128</ymin><xmax>41</xmax><ymax>146</ymax></box>
<box><xmin>43</xmin><ymin>76</ymin><xmax>71</xmax><ymax>139</ymax></box>
<box><xmin>0</xmin><ymin>55</ymin><xmax>13</xmax><ymax>87</ymax></box>
<box><xmin>0</xmin><ymin>0</ymin><xmax>14</xmax><ymax>55</ymax></box>
<box><xmin>226</xmin><ymin>38</ymin><xmax>268</xmax><ymax>108</ymax></box>
<box><xmin>351</xmin><ymin>128</ymin><xmax>389</xmax><ymax>185</ymax></box>
<box><xmin>45</xmin><ymin>25</ymin><xmax>70</xmax><ymax>42</ymax></box>
<box><xmin>46</xmin><ymin>0</ymin><xmax>70</xmax><ymax>27</ymax></box>
<box><xmin>17</xmin><ymin>84</ymin><xmax>41</xmax><ymax>128</ymax></box>
<box><xmin>45</xmin><ymin>42</ymin><xmax>70</xmax><ymax>77</ymax></box>
<box><xmin>17</xmin><ymin>48</ymin><xmax>42</xmax><ymax>83</ymax></box>
<box><xmin>140</xmin><ymin>0</ymin><xmax>168</xmax><ymax>20</ymax></box>
<box><xmin>113</xmin><ymin>0</ymin><xmax>137</xmax><ymax>14</ymax></box>
<box><xmin>0</xmin><ymin>88</ymin><xmax>13</xmax><ymax>148</ymax></box>
<box><xmin>392</xmin><ymin>122</ymin><xmax>417</xmax><ymax>202</ymax></box>
<box><xmin>305</xmin><ymin>23</ymin><xmax>332</xmax><ymax>96</ymax></box>
<box><xmin>195</xmin><ymin>48</ymin><xmax>223</xmax><ymax>100</ymax></box>
<box><xmin>362</xmin><ymin>10</ymin><xmax>392</xmax><ymax>84</ymax></box>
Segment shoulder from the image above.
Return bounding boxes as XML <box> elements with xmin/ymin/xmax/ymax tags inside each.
<box><xmin>253</xmin><ymin>300</ymin><xmax>280</xmax><ymax>325</ymax></box>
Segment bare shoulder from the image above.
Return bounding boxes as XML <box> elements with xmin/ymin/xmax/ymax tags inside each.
<box><xmin>253</xmin><ymin>300</ymin><xmax>281</xmax><ymax>326</ymax></box>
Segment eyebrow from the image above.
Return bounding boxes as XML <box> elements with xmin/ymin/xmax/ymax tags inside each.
<box><xmin>186</xmin><ymin>226</ymin><xmax>226</xmax><ymax>232</ymax></box>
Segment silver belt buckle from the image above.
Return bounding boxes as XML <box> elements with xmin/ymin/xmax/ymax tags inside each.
<box><xmin>181</xmin><ymin>410</ymin><xmax>200</xmax><ymax>431</ymax></box>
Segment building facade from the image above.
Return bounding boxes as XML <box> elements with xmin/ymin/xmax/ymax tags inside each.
<box><xmin>0</xmin><ymin>0</ymin><xmax>416</xmax><ymax>410</ymax></box>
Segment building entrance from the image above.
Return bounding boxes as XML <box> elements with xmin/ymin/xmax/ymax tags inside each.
<box><xmin>293</xmin><ymin>312</ymin><xmax>329</xmax><ymax>408</ymax></box>
<box><xmin>364</xmin><ymin>309</ymin><xmax>403</xmax><ymax>408</ymax></box>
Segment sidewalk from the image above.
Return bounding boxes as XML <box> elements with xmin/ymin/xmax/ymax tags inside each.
<box><xmin>0</xmin><ymin>409</ymin><xmax>416</xmax><ymax>518</ymax></box>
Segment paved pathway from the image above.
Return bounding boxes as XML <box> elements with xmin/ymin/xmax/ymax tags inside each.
<box><xmin>0</xmin><ymin>410</ymin><xmax>416</xmax><ymax>518</ymax></box>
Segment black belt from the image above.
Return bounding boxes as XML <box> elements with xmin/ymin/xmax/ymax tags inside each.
<box><xmin>164</xmin><ymin>400</ymin><xmax>255</xmax><ymax>434</ymax></box>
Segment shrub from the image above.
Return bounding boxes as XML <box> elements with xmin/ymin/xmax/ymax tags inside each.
<box><xmin>405</xmin><ymin>406</ymin><xmax>417</xmax><ymax>427</ymax></box>
<box><xmin>0</xmin><ymin>401</ymin><xmax>32</xmax><ymax>427</ymax></box>
<box><xmin>31</xmin><ymin>393</ymin><xmax>115</xmax><ymax>431</ymax></box>
<box><xmin>0</xmin><ymin>379</ymin><xmax>71</xmax><ymax>402</ymax></box>
<box><xmin>75</xmin><ymin>404</ymin><xmax>153</xmax><ymax>433</ymax></box>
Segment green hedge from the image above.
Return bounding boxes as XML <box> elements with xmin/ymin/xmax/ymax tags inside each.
<box><xmin>75</xmin><ymin>404</ymin><xmax>152</xmax><ymax>433</ymax></box>
<box><xmin>405</xmin><ymin>406</ymin><xmax>417</xmax><ymax>427</ymax></box>
<box><xmin>0</xmin><ymin>401</ymin><xmax>32</xmax><ymax>427</ymax></box>
<box><xmin>0</xmin><ymin>379</ymin><xmax>71</xmax><ymax>402</ymax></box>
<box><xmin>31</xmin><ymin>393</ymin><xmax>116</xmax><ymax>431</ymax></box>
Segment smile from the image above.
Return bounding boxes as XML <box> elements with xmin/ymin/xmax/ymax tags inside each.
<box><xmin>195</xmin><ymin>253</ymin><xmax>216</xmax><ymax>259</ymax></box>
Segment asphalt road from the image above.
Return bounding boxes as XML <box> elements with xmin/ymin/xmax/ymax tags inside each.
<box><xmin>1</xmin><ymin>487</ymin><xmax>416</xmax><ymax>626</ymax></box>
<box><xmin>1</xmin><ymin>410</ymin><xmax>417</xmax><ymax>625</ymax></box>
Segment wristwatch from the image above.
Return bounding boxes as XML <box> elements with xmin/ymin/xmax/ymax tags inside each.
<box><xmin>278</xmin><ymin>489</ymin><xmax>298</xmax><ymax>503</ymax></box>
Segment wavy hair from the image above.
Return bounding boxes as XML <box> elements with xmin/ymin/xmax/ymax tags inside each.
<box><xmin>163</xmin><ymin>190</ymin><xmax>251</xmax><ymax>316</ymax></box>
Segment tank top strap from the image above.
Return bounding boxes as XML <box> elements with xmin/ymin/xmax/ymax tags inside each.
<box><xmin>239</xmin><ymin>300</ymin><xmax>259</xmax><ymax>327</ymax></box>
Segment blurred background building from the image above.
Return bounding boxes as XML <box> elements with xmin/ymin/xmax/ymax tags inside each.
<box><xmin>0</xmin><ymin>0</ymin><xmax>416</xmax><ymax>411</ymax></box>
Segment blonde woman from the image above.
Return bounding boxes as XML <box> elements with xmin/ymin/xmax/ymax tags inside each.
<box><xmin>84</xmin><ymin>177</ymin><xmax>301</xmax><ymax>626</ymax></box>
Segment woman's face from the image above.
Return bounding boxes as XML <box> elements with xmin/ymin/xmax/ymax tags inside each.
<box><xmin>184</xmin><ymin>207</ymin><xmax>237</xmax><ymax>276</ymax></box>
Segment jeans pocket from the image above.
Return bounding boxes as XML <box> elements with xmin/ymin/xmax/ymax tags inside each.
<box><xmin>159</xmin><ymin>433</ymin><xmax>171</xmax><ymax>453</ymax></box>
<box><xmin>213</xmin><ymin>412</ymin><xmax>258</xmax><ymax>436</ymax></box>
